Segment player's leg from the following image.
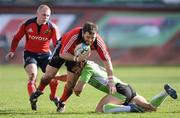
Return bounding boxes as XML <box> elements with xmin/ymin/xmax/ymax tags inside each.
<box><xmin>23</xmin><ymin>51</ymin><xmax>38</xmax><ymax>97</ymax></box>
<box><xmin>60</xmin><ymin>71</ymin><xmax>79</xmax><ymax>102</ymax></box>
<box><xmin>49</xmin><ymin>79</ymin><xmax>59</xmax><ymax>100</ymax></box>
<box><xmin>39</xmin><ymin>57</ymin><xmax>67</xmax><ymax>108</ymax></box>
<box><xmin>150</xmin><ymin>84</ymin><xmax>177</xmax><ymax>108</ymax></box>
<box><xmin>23</xmin><ymin>52</ymin><xmax>39</xmax><ymax>111</ymax></box>
<box><xmin>57</xmin><ymin>71</ymin><xmax>79</xmax><ymax>112</ymax></box>
<box><xmin>49</xmin><ymin>74</ymin><xmax>68</xmax><ymax>108</ymax></box>
<box><xmin>132</xmin><ymin>84</ymin><xmax>177</xmax><ymax>112</ymax></box>
<box><xmin>25</xmin><ymin>63</ymin><xmax>38</xmax><ymax>96</ymax></box>
<box><xmin>38</xmin><ymin>65</ymin><xmax>59</xmax><ymax>92</ymax></box>
<box><xmin>29</xmin><ymin>65</ymin><xmax>63</xmax><ymax>110</ymax></box>
<box><xmin>110</xmin><ymin>83</ymin><xmax>144</xmax><ymax>113</ymax></box>
<box><xmin>55</xmin><ymin>61</ymin><xmax>82</xmax><ymax>112</ymax></box>
<box><xmin>96</xmin><ymin>95</ymin><xmax>124</xmax><ymax>112</ymax></box>
<box><xmin>97</xmin><ymin>95</ymin><xmax>143</xmax><ymax>113</ymax></box>
<box><xmin>49</xmin><ymin>74</ymin><xmax>67</xmax><ymax>100</ymax></box>
<box><xmin>54</xmin><ymin>74</ymin><xmax>67</xmax><ymax>82</ymax></box>
<box><xmin>37</xmin><ymin>52</ymin><xmax>61</xmax><ymax>101</ymax></box>
<box><xmin>25</xmin><ymin>63</ymin><xmax>39</xmax><ymax>111</ymax></box>
<box><xmin>29</xmin><ymin>65</ymin><xmax>60</xmax><ymax>110</ymax></box>
<box><xmin>131</xmin><ymin>94</ymin><xmax>156</xmax><ymax>112</ymax></box>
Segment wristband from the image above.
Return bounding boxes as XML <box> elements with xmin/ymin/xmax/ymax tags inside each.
<box><xmin>73</xmin><ymin>56</ymin><xmax>77</xmax><ymax>61</ymax></box>
<box><xmin>73</xmin><ymin>56</ymin><xmax>79</xmax><ymax>62</ymax></box>
<box><xmin>108</xmin><ymin>76</ymin><xmax>113</xmax><ymax>80</ymax></box>
<box><xmin>76</xmin><ymin>57</ymin><xmax>79</xmax><ymax>62</ymax></box>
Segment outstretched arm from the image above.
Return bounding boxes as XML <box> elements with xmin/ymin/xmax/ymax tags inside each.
<box><xmin>74</xmin><ymin>80</ymin><xmax>86</xmax><ymax>96</ymax></box>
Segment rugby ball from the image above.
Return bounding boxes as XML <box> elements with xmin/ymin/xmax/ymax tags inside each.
<box><xmin>74</xmin><ymin>43</ymin><xmax>91</xmax><ymax>56</ymax></box>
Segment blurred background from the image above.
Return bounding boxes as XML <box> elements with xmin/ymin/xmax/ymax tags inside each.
<box><xmin>0</xmin><ymin>0</ymin><xmax>180</xmax><ymax>66</ymax></box>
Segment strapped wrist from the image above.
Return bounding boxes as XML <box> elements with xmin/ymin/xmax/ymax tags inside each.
<box><xmin>108</xmin><ymin>76</ymin><xmax>113</xmax><ymax>80</ymax></box>
<box><xmin>73</xmin><ymin>56</ymin><xmax>77</xmax><ymax>61</ymax></box>
<box><xmin>76</xmin><ymin>57</ymin><xmax>79</xmax><ymax>62</ymax></box>
<box><xmin>73</xmin><ymin>56</ymin><xmax>79</xmax><ymax>62</ymax></box>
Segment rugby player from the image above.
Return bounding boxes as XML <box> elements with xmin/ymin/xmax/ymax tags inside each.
<box><xmin>30</xmin><ymin>21</ymin><xmax>116</xmax><ymax>112</ymax></box>
<box><xmin>5</xmin><ymin>4</ymin><xmax>60</xmax><ymax>110</ymax></box>
<box><xmin>73</xmin><ymin>61</ymin><xmax>178</xmax><ymax>113</ymax></box>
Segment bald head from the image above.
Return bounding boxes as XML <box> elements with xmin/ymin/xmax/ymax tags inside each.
<box><xmin>37</xmin><ymin>4</ymin><xmax>51</xmax><ymax>13</ymax></box>
<box><xmin>36</xmin><ymin>4</ymin><xmax>51</xmax><ymax>25</ymax></box>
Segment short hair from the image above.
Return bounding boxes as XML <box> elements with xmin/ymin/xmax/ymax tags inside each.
<box><xmin>82</xmin><ymin>21</ymin><xmax>98</xmax><ymax>35</ymax></box>
<box><xmin>37</xmin><ymin>4</ymin><xmax>51</xmax><ymax>13</ymax></box>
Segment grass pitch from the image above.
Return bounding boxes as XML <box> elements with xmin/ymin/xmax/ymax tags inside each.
<box><xmin>0</xmin><ymin>65</ymin><xmax>180</xmax><ymax>118</ymax></box>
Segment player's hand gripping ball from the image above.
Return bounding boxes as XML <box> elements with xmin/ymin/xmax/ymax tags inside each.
<box><xmin>74</xmin><ymin>43</ymin><xmax>91</xmax><ymax>56</ymax></box>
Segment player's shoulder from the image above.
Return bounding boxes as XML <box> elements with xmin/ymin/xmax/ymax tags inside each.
<box><xmin>70</xmin><ymin>27</ymin><xmax>82</xmax><ymax>33</ymax></box>
<box><xmin>64</xmin><ymin>27</ymin><xmax>82</xmax><ymax>37</ymax></box>
<box><xmin>96</xmin><ymin>34</ymin><xmax>104</xmax><ymax>42</ymax></box>
<box><xmin>24</xmin><ymin>17</ymin><xmax>36</xmax><ymax>26</ymax></box>
<box><xmin>47</xmin><ymin>21</ymin><xmax>58</xmax><ymax>29</ymax></box>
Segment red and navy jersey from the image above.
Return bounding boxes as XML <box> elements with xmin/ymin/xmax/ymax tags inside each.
<box><xmin>10</xmin><ymin>17</ymin><xmax>60</xmax><ymax>53</ymax></box>
<box><xmin>60</xmin><ymin>27</ymin><xmax>111</xmax><ymax>61</ymax></box>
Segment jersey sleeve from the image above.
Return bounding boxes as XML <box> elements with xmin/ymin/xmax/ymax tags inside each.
<box><xmin>96</xmin><ymin>35</ymin><xmax>111</xmax><ymax>61</ymax></box>
<box><xmin>51</xmin><ymin>23</ymin><xmax>60</xmax><ymax>47</ymax></box>
<box><xmin>60</xmin><ymin>28</ymin><xmax>80</xmax><ymax>55</ymax></box>
<box><xmin>10</xmin><ymin>23</ymin><xmax>26</xmax><ymax>52</ymax></box>
<box><xmin>79</xmin><ymin>64</ymin><xmax>94</xmax><ymax>83</ymax></box>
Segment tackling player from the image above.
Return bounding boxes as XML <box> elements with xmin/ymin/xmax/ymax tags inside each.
<box><xmin>5</xmin><ymin>4</ymin><xmax>60</xmax><ymax>110</ymax></box>
<box><xmin>30</xmin><ymin>21</ymin><xmax>116</xmax><ymax>112</ymax></box>
<box><xmin>73</xmin><ymin>61</ymin><xmax>178</xmax><ymax>112</ymax></box>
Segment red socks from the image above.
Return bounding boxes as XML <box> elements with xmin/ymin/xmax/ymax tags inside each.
<box><xmin>54</xmin><ymin>75</ymin><xmax>67</xmax><ymax>82</ymax></box>
<box><xmin>49</xmin><ymin>79</ymin><xmax>59</xmax><ymax>100</ymax></box>
<box><xmin>60</xmin><ymin>86</ymin><xmax>73</xmax><ymax>102</ymax></box>
<box><xmin>27</xmin><ymin>75</ymin><xmax>68</xmax><ymax>100</ymax></box>
<box><xmin>38</xmin><ymin>82</ymin><xmax>47</xmax><ymax>92</ymax></box>
<box><xmin>27</xmin><ymin>80</ymin><xmax>36</xmax><ymax>96</ymax></box>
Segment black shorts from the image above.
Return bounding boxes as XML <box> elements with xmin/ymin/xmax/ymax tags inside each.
<box><xmin>48</xmin><ymin>41</ymin><xmax>65</xmax><ymax>69</ymax></box>
<box><xmin>115</xmin><ymin>83</ymin><xmax>137</xmax><ymax>105</ymax></box>
<box><xmin>65</xmin><ymin>61</ymin><xmax>81</xmax><ymax>73</ymax></box>
<box><xmin>23</xmin><ymin>50</ymin><xmax>51</xmax><ymax>73</ymax></box>
<box><xmin>48</xmin><ymin>40</ymin><xmax>79</xmax><ymax>73</ymax></box>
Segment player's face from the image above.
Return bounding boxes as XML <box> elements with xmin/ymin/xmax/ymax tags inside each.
<box><xmin>37</xmin><ymin>8</ymin><xmax>51</xmax><ymax>25</ymax></box>
<box><xmin>83</xmin><ymin>32</ymin><xmax>97</xmax><ymax>45</ymax></box>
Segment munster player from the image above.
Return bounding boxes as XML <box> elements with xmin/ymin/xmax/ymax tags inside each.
<box><xmin>30</xmin><ymin>21</ymin><xmax>116</xmax><ymax>112</ymax></box>
<box><xmin>5</xmin><ymin>4</ymin><xmax>60</xmax><ymax>110</ymax></box>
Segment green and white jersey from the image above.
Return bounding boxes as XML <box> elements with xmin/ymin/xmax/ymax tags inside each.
<box><xmin>79</xmin><ymin>61</ymin><xmax>128</xmax><ymax>101</ymax></box>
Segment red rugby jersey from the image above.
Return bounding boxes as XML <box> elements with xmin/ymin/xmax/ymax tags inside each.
<box><xmin>10</xmin><ymin>17</ymin><xmax>60</xmax><ymax>53</ymax></box>
<box><xmin>60</xmin><ymin>27</ymin><xmax>111</xmax><ymax>61</ymax></box>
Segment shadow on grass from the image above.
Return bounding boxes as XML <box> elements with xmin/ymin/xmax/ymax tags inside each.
<box><xmin>1</xmin><ymin>109</ymin><xmax>180</xmax><ymax>116</ymax></box>
<box><xmin>0</xmin><ymin>109</ymin><xmax>101</xmax><ymax>116</ymax></box>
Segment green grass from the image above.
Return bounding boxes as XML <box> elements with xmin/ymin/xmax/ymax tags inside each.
<box><xmin>0</xmin><ymin>65</ymin><xmax>180</xmax><ymax>118</ymax></box>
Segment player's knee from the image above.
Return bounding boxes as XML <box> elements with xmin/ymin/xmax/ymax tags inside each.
<box><xmin>64</xmin><ymin>85</ymin><xmax>73</xmax><ymax>96</ymax></box>
<box><xmin>41</xmin><ymin>77</ymin><xmax>50</xmax><ymax>85</ymax></box>
<box><xmin>65</xmin><ymin>83</ymin><xmax>75</xmax><ymax>93</ymax></box>
<box><xmin>40</xmin><ymin>74</ymin><xmax>55</xmax><ymax>85</ymax></box>
<box><xmin>95</xmin><ymin>107</ymin><xmax>103</xmax><ymax>113</ymax></box>
<box><xmin>66</xmin><ymin>81</ymin><xmax>76</xmax><ymax>90</ymax></box>
<box><xmin>28</xmin><ymin>73</ymin><xmax>37</xmax><ymax>81</ymax></box>
<box><xmin>43</xmin><ymin>73</ymin><xmax>55</xmax><ymax>81</ymax></box>
<box><xmin>50</xmin><ymin>79</ymin><xmax>59</xmax><ymax>86</ymax></box>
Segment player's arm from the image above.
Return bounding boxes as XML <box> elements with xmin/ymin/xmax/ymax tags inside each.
<box><xmin>74</xmin><ymin>64</ymin><xmax>93</xmax><ymax>96</ymax></box>
<box><xmin>96</xmin><ymin>35</ymin><xmax>115</xmax><ymax>94</ymax></box>
<box><xmin>6</xmin><ymin>23</ymin><xmax>25</xmax><ymax>61</ymax></box>
<box><xmin>59</xmin><ymin>35</ymin><xmax>89</xmax><ymax>62</ymax></box>
<box><xmin>74</xmin><ymin>80</ymin><xmax>86</xmax><ymax>96</ymax></box>
<box><xmin>51</xmin><ymin>23</ymin><xmax>60</xmax><ymax>47</ymax></box>
<box><xmin>102</xmin><ymin>59</ymin><xmax>113</xmax><ymax>78</ymax></box>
